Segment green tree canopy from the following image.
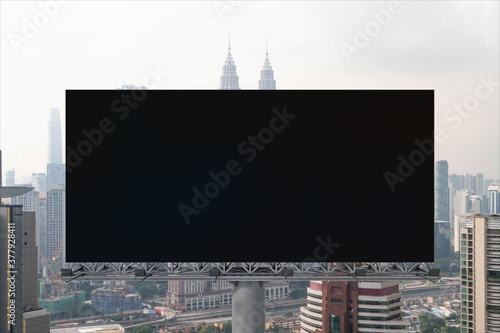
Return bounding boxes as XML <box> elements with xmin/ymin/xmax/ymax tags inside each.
<box><xmin>222</xmin><ymin>322</ymin><xmax>232</xmax><ymax>333</ymax></box>
<box><xmin>419</xmin><ymin>312</ymin><xmax>458</xmax><ymax>333</ymax></box>
<box><xmin>290</xmin><ymin>289</ymin><xmax>307</xmax><ymax>299</ymax></box>
<box><xmin>131</xmin><ymin>324</ymin><xmax>154</xmax><ymax>333</ymax></box>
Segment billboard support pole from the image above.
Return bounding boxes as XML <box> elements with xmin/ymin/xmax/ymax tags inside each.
<box><xmin>232</xmin><ymin>281</ymin><xmax>266</xmax><ymax>333</ymax></box>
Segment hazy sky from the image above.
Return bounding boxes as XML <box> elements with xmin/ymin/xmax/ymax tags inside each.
<box><xmin>1</xmin><ymin>1</ymin><xmax>499</xmax><ymax>183</ymax></box>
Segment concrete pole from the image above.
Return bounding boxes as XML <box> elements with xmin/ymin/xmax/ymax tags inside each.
<box><xmin>232</xmin><ymin>281</ymin><xmax>266</xmax><ymax>333</ymax></box>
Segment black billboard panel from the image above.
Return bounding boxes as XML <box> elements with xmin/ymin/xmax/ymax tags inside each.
<box><xmin>66</xmin><ymin>90</ymin><xmax>434</xmax><ymax>262</ymax></box>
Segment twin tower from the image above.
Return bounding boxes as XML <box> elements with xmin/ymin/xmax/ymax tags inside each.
<box><xmin>219</xmin><ymin>36</ymin><xmax>276</xmax><ymax>90</ymax></box>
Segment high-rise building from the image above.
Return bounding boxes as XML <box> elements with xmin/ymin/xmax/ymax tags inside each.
<box><xmin>300</xmin><ymin>281</ymin><xmax>409</xmax><ymax>333</ymax></box>
<box><xmin>450</xmin><ymin>173</ymin><xmax>464</xmax><ymax>190</ymax></box>
<box><xmin>11</xmin><ymin>190</ymin><xmax>41</xmax><ymax>247</ymax></box>
<box><xmin>5</xmin><ymin>169</ymin><xmax>15</xmax><ymax>186</ymax></box>
<box><xmin>48</xmin><ymin>108</ymin><xmax>62</xmax><ymax>165</ymax></box>
<box><xmin>435</xmin><ymin>161</ymin><xmax>449</xmax><ymax>223</ymax></box>
<box><xmin>451</xmin><ymin>189</ymin><xmax>471</xmax><ymax>252</ymax></box>
<box><xmin>47</xmin><ymin>108</ymin><xmax>65</xmax><ymax>189</ymax></box>
<box><xmin>258</xmin><ymin>38</ymin><xmax>276</xmax><ymax>90</ymax></box>
<box><xmin>0</xmin><ymin>206</ymin><xmax>50</xmax><ymax>333</ymax></box>
<box><xmin>435</xmin><ymin>220</ymin><xmax>451</xmax><ymax>259</ymax></box>
<box><xmin>489</xmin><ymin>184</ymin><xmax>500</xmax><ymax>214</ymax></box>
<box><xmin>450</xmin><ymin>173</ymin><xmax>485</xmax><ymax>195</ymax></box>
<box><xmin>485</xmin><ymin>180</ymin><xmax>496</xmax><ymax>196</ymax></box>
<box><xmin>43</xmin><ymin>187</ymin><xmax>65</xmax><ymax>264</ymax></box>
<box><xmin>31</xmin><ymin>173</ymin><xmax>47</xmax><ymax>193</ymax></box>
<box><xmin>459</xmin><ymin>213</ymin><xmax>500</xmax><ymax>333</ymax></box>
<box><xmin>476</xmin><ymin>173</ymin><xmax>485</xmax><ymax>196</ymax></box>
<box><xmin>46</xmin><ymin>163</ymin><xmax>65</xmax><ymax>189</ymax></box>
<box><xmin>465</xmin><ymin>174</ymin><xmax>476</xmax><ymax>194</ymax></box>
<box><xmin>219</xmin><ymin>32</ymin><xmax>240</xmax><ymax>90</ymax></box>
<box><xmin>469</xmin><ymin>195</ymin><xmax>488</xmax><ymax>213</ymax></box>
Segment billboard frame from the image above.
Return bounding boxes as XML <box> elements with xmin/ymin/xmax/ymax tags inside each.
<box><xmin>61</xmin><ymin>262</ymin><xmax>439</xmax><ymax>282</ymax></box>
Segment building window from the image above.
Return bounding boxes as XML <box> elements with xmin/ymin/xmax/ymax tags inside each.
<box><xmin>329</xmin><ymin>315</ymin><xmax>340</xmax><ymax>333</ymax></box>
<box><xmin>331</xmin><ymin>298</ymin><xmax>342</xmax><ymax>304</ymax></box>
<box><xmin>349</xmin><ymin>299</ymin><xmax>353</xmax><ymax>304</ymax></box>
<box><xmin>331</xmin><ymin>287</ymin><xmax>342</xmax><ymax>295</ymax></box>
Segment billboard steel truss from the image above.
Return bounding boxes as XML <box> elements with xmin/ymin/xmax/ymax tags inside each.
<box><xmin>61</xmin><ymin>262</ymin><xmax>440</xmax><ymax>282</ymax></box>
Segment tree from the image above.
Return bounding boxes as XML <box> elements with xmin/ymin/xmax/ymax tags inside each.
<box><xmin>199</xmin><ymin>324</ymin><xmax>218</xmax><ymax>333</ymax></box>
<box><xmin>66</xmin><ymin>302</ymin><xmax>99</xmax><ymax>319</ymax></box>
<box><xmin>418</xmin><ymin>312</ymin><xmax>454</xmax><ymax>333</ymax></box>
<box><xmin>445</xmin><ymin>312</ymin><xmax>458</xmax><ymax>322</ymax></box>
<box><xmin>283</xmin><ymin>312</ymin><xmax>294</xmax><ymax>318</ymax></box>
<box><xmin>78</xmin><ymin>282</ymin><xmax>100</xmax><ymax>300</ymax></box>
<box><xmin>290</xmin><ymin>288</ymin><xmax>307</xmax><ymax>299</ymax></box>
<box><xmin>442</xmin><ymin>327</ymin><xmax>460</xmax><ymax>333</ymax></box>
<box><xmin>131</xmin><ymin>324</ymin><xmax>154</xmax><ymax>333</ymax></box>
<box><xmin>289</xmin><ymin>281</ymin><xmax>309</xmax><ymax>289</ymax></box>
<box><xmin>222</xmin><ymin>322</ymin><xmax>232</xmax><ymax>333</ymax></box>
<box><xmin>130</xmin><ymin>282</ymin><xmax>158</xmax><ymax>299</ymax></box>
<box><xmin>434</xmin><ymin>258</ymin><xmax>452</xmax><ymax>274</ymax></box>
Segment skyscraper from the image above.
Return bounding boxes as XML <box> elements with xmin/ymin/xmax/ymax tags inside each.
<box><xmin>31</xmin><ymin>173</ymin><xmax>47</xmax><ymax>193</ymax></box>
<box><xmin>452</xmin><ymin>189</ymin><xmax>471</xmax><ymax>252</ymax></box>
<box><xmin>47</xmin><ymin>108</ymin><xmax>65</xmax><ymax>189</ymax></box>
<box><xmin>435</xmin><ymin>220</ymin><xmax>451</xmax><ymax>259</ymax></box>
<box><xmin>469</xmin><ymin>195</ymin><xmax>488</xmax><ymax>213</ymax></box>
<box><xmin>435</xmin><ymin>160</ymin><xmax>449</xmax><ymax>222</ymax></box>
<box><xmin>11</xmin><ymin>190</ymin><xmax>41</xmax><ymax>249</ymax></box>
<box><xmin>219</xmin><ymin>32</ymin><xmax>240</xmax><ymax>90</ymax></box>
<box><xmin>489</xmin><ymin>184</ymin><xmax>500</xmax><ymax>214</ymax></box>
<box><xmin>459</xmin><ymin>213</ymin><xmax>500</xmax><ymax>333</ymax></box>
<box><xmin>258</xmin><ymin>37</ymin><xmax>276</xmax><ymax>90</ymax></box>
<box><xmin>43</xmin><ymin>187</ymin><xmax>65</xmax><ymax>264</ymax></box>
<box><xmin>46</xmin><ymin>163</ymin><xmax>65</xmax><ymax>188</ymax></box>
<box><xmin>485</xmin><ymin>179</ymin><xmax>496</xmax><ymax>196</ymax></box>
<box><xmin>450</xmin><ymin>173</ymin><xmax>484</xmax><ymax>194</ymax></box>
<box><xmin>475</xmin><ymin>173</ymin><xmax>485</xmax><ymax>195</ymax></box>
<box><xmin>300</xmin><ymin>281</ymin><xmax>409</xmax><ymax>333</ymax></box>
<box><xmin>48</xmin><ymin>108</ymin><xmax>62</xmax><ymax>165</ymax></box>
<box><xmin>6</xmin><ymin>169</ymin><xmax>15</xmax><ymax>186</ymax></box>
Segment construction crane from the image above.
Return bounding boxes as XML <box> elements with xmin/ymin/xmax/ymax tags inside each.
<box><xmin>39</xmin><ymin>234</ymin><xmax>65</xmax><ymax>297</ymax></box>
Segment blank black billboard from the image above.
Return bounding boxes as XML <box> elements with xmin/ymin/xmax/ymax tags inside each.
<box><xmin>66</xmin><ymin>90</ymin><xmax>434</xmax><ymax>262</ymax></box>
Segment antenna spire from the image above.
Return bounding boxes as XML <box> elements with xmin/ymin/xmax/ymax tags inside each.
<box><xmin>228</xmin><ymin>28</ymin><xmax>231</xmax><ymax>50</ymax></box>
<box><xmin>266</xmin><ymin>35</ymin><xmax>268</xmax><ymax>56</ymax></box>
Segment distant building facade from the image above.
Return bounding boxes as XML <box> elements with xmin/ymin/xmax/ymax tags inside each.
<box><xmin>43</xmin><ymin>188</ymin><xmax>65</xmax><ymax>264</ymax></box>
<box><xmin>435</xmin><ymin>161</ymin><xmax>449</xmax><ymax>223</ymax></box>
<box><xmin>489</xmin><ymin>184</ymin><xmax>500</xmax><ymax>214</ymax></box>
<box><xmin>5</xmin><ymin>169</ymin><xmax>15</xmax><ymax>186</ymax></box>
<box><xmin>91</xmin><ymin>287</ymin><xmax>142</xmax><ymax>315</ymax></box>
<box><xmin>31</xmin><ymin>173</ymin><xmax>47</xmax><ymax>193</ymax></box>
<box><xmin>167</xmin><ymin>280</ymin><xmax>288</xmax><ymax>311</ymax></box>
<box><xmin>435</xmin><ymin>220</ymin><xmax>451</xmax><ymax>259</ymax></box>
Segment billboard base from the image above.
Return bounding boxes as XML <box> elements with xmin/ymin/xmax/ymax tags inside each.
<box><xmin>232</xmin><ymin>281</ymin><xmax>266</xmax><ymax>333</ymax></box>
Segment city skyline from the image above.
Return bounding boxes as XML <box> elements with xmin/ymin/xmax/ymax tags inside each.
<box><xmin>1</xmin><ymin>1</ymin><xmax>499</xmax><ymax>182</ymax></box>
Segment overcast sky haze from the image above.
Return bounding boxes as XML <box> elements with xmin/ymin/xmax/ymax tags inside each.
<box><xmin>0</xmin><ymin>1</ymin><xmax>499</xmax><ymax>183</ymax></box>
